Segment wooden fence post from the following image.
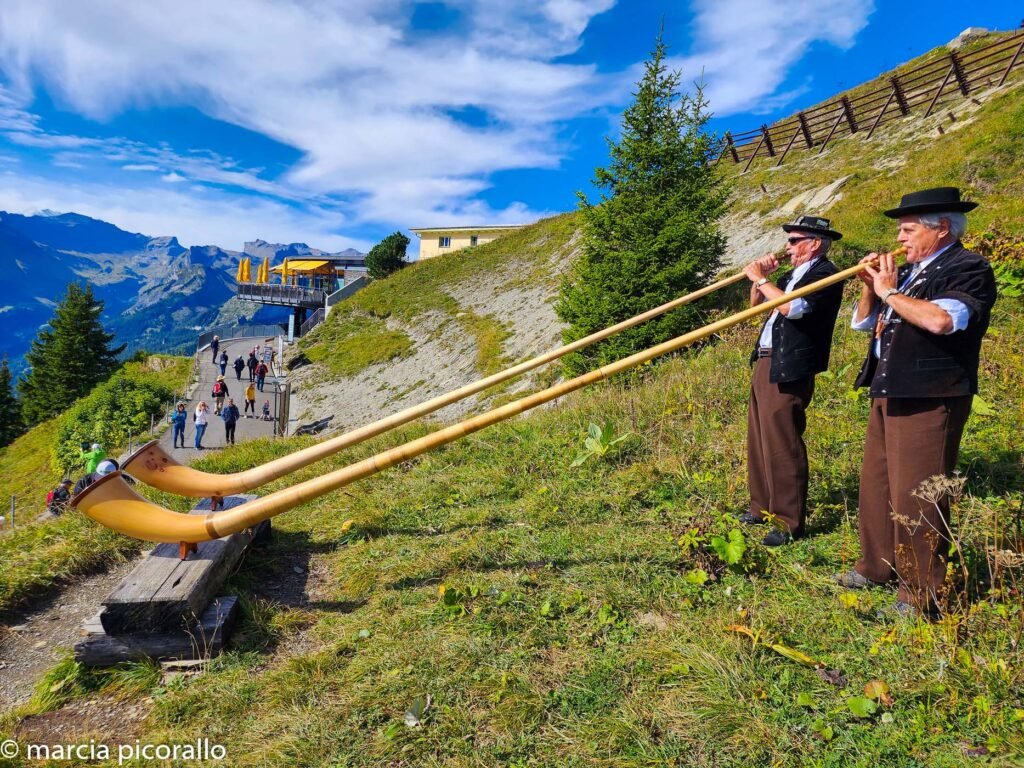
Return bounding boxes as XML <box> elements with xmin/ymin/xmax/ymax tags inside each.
<box><xmin>841</xmin><ymin>96</ymin><xmax>858</xmax><ymax>133</ymax></box>
<box><xmin>798</xmin><ymin>112</ymin><xmax>814</xmax><ymax>147</ymax></box>
<box><xmin>817</xmin><ymin>103</ymin><xmax>847</xmax><ymax>154</ymax></box>
<box><xmin>998</xmin><ymin>38</ymin><xmax>1024</xmax><ymax>87</ymax></box>
<box><xmin>741</xmin><ymin>131</ymin><xmax>767</xmax><ymax>173</ymax></box>
<box><xmin>891</xmin><ymin>76</ymin><xmax>910</xmax><ymax>115</ymax></box>
<box><xmin>949</xmin><ymin>51</ymin><xmax>970</xmax><ymax>96</ymax></box>
<box><xmin>867</xmin><ymin>86</ymin><xmax>897</xmax><ymax>138</ymax></box>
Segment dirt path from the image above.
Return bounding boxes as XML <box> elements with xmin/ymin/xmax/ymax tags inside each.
<box><xmin>0</xmin><ymin>561</ymin><xmax>136</xmax><ymax>710</ymax></box>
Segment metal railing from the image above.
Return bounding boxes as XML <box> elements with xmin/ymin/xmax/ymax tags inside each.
<box><xmin>716</xmin><ymin>29</ymin><xmax>1024</xmax><ymax>171</ymax></box>
<box><xmin>326</xmin><ymin>275</ymin><xmax>368</xmax><ymax>307</ymax></box>
<box><xmin>236</xmin><ymin>282</ymin><xmax>326</xmax><ymax>307</ymax></box>
<box><xmin>196</xmin><ymin>323</ymin><xmax>287</xmax><ymax>351</ymax></box>
<box><xmin>298</xmin><ymin>308</ymin><xmax>325</xmax><ymax>337</ymax></box>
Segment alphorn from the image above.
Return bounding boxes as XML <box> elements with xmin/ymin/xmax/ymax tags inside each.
<box><xmin>121</xmin><ymin>270</ymin><xmax>750</xmax><ymax>499</ymax></box>
<box><xmin>74</xmin><ymin>252</ymin><xmax>902</xmax><ymax>546</ymax></box>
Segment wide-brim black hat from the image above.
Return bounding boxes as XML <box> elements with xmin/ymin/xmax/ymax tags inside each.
<box><xmin>883</xmin><ymin>186</ymin><xmax>978</xmax><ymax>218</ymax></box>
<box><xmin>781</xmin><ymin>214</ymin><xmax>842</xmax><ymax>241</ymax></box>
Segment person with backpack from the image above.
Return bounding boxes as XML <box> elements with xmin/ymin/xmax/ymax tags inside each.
<box><xmin>246</xmin><ymin>351</ymin><xmax>258</xmax><ymax>382</ymax></box>
<box><xmin>221</xmin><ymin>398</ymin><xmax>241</xmax><ymax>445</ymax></box>
<box><xmin>46</xmin><ymin>478</ymin><xmax>73</xmax><ymax>515</ymax></box>
<box><xmin>169</xmin><ymin>402</ymin><xmax>188</xmax><ymax>448</ymax></box>
<box><xmin>193</xmin><ymin>402</ymin><xmax>210</xmax><ymax>449</ymax></box>
<box><xmin>219</xmin><ymin>349</ymin><xmax>229</xmax><ymax>376</ymax></box>
<box><xmin>255</xmin><ymin>361</ymin><xmax>269</xmax><ymax>392</ymax></box>
<box><xmin>211</xmin><ymin>335</ymin><xmax>220</xmax><ymax>364</ymax></box>
<box><xmin>212</xmin><ymin>376</ymin><xmax>228</xmax><ymax>415</ymax></box>
<box><xmin>244</xmin><ymin>381</ymin><xmax>256</xmax><ymax>417</ymax></box>
<box><xmin>233</xmin><ymin>354</ymin><xmax>246</xmax><ymax>380</ymax></box>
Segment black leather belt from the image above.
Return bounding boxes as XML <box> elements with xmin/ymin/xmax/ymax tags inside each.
<box><xmin>756</xmin><ymin>347</ymin><xmax>772</xmax><ymax>358</ymax></box>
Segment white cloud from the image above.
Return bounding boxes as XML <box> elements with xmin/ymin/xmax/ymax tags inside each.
<box><xmin>0</xmin><ymin>0</ymin><xmax>872</xmax><ymax>239</ymax></box>
<box><xmin>670</xmin><ymin>0</ymin><xmax>874</xmax><ymax>116</ymax></box>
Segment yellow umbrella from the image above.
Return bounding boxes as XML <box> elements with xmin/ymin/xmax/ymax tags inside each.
<box><xmin>243</xmin><ymin>257</ymin><xmax>252</xmax><ymax>282</ymax></box>
<box><xmin>235</xmin><ymin>259</ymin><xmax>245</xmax><ymax>282</ymax></box>
<box><xmin>281</xmin><ymin>257</ymin><xmax>289</xmax><ymax>285</ymax></box>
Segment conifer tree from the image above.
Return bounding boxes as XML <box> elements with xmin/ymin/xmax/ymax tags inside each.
<box><xmin>556</xmin><ymin>35</ymin><xmax>729</xmax><ymax>375</ymax></box>
<box><xmin>366</xmin><ymin>231</ymin><xmax>410</xmax><ymax>279</ymax></box>
<box><xmin>18</xmin><ymin>282</ymin><xmax>125</xmax><ymax>425</ymax></box>
<box><xmin>0</xmin><ymin>356</ymin><xmax>23</xmax><ymax>447</ymax></box>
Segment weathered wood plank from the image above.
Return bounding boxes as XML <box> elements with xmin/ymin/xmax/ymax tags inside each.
<box><xmin>99</xmin><ymin>495</ymin><xmax>268</xmax><ymax>634</ymax></box>
<box><xmin>75</xmin><ymin>596</ymin><xmax>239</xmax><ymax>667</ymax></box>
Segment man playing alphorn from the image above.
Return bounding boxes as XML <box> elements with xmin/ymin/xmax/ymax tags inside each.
<box><xmin>741</xmin><ymin>215</ymin><xmax>845</xmax><ymax>546</ymax></box>
<box><xmin>837</xmin><ymin>187</ymin><xmax>997</xmax><ymax>617</ymax></box>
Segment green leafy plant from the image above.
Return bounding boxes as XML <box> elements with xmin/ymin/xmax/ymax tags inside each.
<box><xmin>570</xmin><ymin>421</ymin><xmax>634</xmax><ymax>467</ymax></box>
<box><xmin>709</xmin><ymin>528</ymin><xmax>747</xmax><ymax>566</ymax></box>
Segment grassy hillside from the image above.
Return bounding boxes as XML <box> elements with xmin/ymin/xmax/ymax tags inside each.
<box><xmin>300</xmin><ymin>213</ymin><xmax>577</xmax><ymax>380</ymax></box>
<box><xmin>0</xmin><ymin>354</ymin><xmax>191</xmax><ymax>613</ymax></box>
<box><xmin>10</xmin><ymin>289</ymin><xmax>1019</xmax><ymax>765</ymax></box>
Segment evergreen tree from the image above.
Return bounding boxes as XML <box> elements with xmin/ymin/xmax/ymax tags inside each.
<box><xmin>18</xmin><ymin>282</ymin><xmax>125</xmax><ymax>425</ymax></box>
<box><xmin>0</xmin><ymin>356</ymin><xmax>23</xmax><ymax>447</ymax></box>
<box><xmin>365</xmin><ymin>231</ymin><xmax>410</xmax><ymax>279</ymax></box>
<box><xmin>556</xmin><ymin>35</ymin><xmax>729</xmax><ymax>375</ymax></box>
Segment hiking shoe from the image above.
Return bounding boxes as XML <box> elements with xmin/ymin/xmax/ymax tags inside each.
<box><xmin>739</xmin><ymin>511</ymin><xmax>767</xmax><ymax>525</ymax></box>
<box><xmin>762</xmin><ymin>530</ymin><xmax>794</xmax><ymax>547</ymax></box>
<box><xmin>834</xmin><ymin>570</ymin><xmax>882</xmax><ymax>590</ymax></box>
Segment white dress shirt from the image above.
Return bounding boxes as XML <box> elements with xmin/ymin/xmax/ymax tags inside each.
<box><xmin>851</xmin><ymin>243</ymin><xmax>971</xmax><ymax>357</ymax></box>
<box><xmin>757</xmin><ymin>256</ymin><xmax>820</xmax><ymax>349</ymax></box>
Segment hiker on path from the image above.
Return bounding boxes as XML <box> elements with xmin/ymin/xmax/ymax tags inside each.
<box><xmin>247</xmin><ymin>352</ymin><xmax>258</xmax><ymax>382</ymax></box>
<box><xmin>221</xmin><ymin>398</ymin><xmax>240</xmax><ymax>445</ymax></box>
<box><xmin>233</xmin><ymin>354</ymin><xmax>246</xmax><ymax>380</ymax></box>
<box><xmin>193</xmin><ymin>402</ymin><xmax>210</xmax><ymax>449</ymax></box>
<box><xmin>212</xmin><ymin>376</ymin><xmax>228</xmax><ymax>415</ymax></box>
<box><xmin>244</xmin><ymin>382</ymin><xmax>256</xmax><ymax>417</ymax></box>
<box><xmin>219</xmin><ymin>349</ymin><xmax>229</xmax><ymax>376</ymax></box>
<box><xmin>73</xmin><ymin>459</ymin><xmax>118</xmax><ymax>497</ymax></box>
<box><xmin>47</xmin><ymin>478</ymin><xmax>73</xmax><ymax>515</ymax></box>
<box><xmin>255</xmin><ymin>361</ymin><xmax>268</xmax><ymax>392</ymax></box>
<box><xmin>80</xmin><ymin>442</ymin><xmax>106</xmax><ymax>473</ymax></box>
<box><xmin>262</xmin><ymin>400</ymin><xmax>272</xmax><ymax>421</ymax></box>
<box><xmin>170</xmin><ymin>402</ymin><xmax>188</xmax><ymax>448</ymax></box>
<box><xmin>211</xmin><ymin>335</ymin><xmax>220</xmax><ymax>363</ymax></box>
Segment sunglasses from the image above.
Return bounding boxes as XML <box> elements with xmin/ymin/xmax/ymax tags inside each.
<box><xmin>787</xmin><ymin>236</ymin><xmax>815</xmax><ymax>244</ymax></box>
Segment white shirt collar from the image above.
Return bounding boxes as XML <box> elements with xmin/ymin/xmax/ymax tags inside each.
<box><xmin>789</xmin><ymin>254</ymin><xmax>822</xmax><ymax>286</ymax></box>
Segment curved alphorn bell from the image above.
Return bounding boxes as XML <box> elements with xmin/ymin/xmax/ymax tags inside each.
<box><xmin>75</xmin><ymin>255</ymin><xmax>896</xmax><ymax>545</ymax></box>
<box><xmin>121</xmin><ymin>271</ymin><xmax>750</xmax><ymax>498</ymax></box>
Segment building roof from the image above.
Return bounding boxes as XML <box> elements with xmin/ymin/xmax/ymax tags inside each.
<box><xmin>409</xmin><ymin>224</ymin><xmax>528</xmax><ymax>237</ymax></box>
<box><xmin>270</xmin><ymin>259</ymin><xmax>330</xmax><ymax>272</ymax></box>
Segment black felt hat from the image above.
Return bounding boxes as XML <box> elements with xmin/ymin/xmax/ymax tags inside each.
<box><xmin>781</xmin><ymin>214</ymin><xmax>843</xmax><ymax>241</ymax></box>
<box><xmin>883</xmin><ymin>186</ymin><xmax>978</xmax><ymax>218</ymax></box>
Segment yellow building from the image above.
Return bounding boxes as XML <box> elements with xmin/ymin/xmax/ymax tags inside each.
<box><xmin>409</xmin><ymin>225</ymin><xmax>528</xmax><ymax>260</ymax></box>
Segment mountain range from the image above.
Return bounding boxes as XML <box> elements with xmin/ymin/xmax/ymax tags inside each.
<box><xmin>0</xmin><ymin>210</ymin><xmax>364</xmax><ymax>375</ymax></box>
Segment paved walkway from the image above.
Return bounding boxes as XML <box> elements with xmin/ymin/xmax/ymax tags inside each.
<box><xmin>159</xmin><ymin>337</ymin><xmax>283</xmax><ymax>464</ymax></box>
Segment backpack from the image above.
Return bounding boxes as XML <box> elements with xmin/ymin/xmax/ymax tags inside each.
<box><xmin>213</xmin><ymin>381</ymin><xmax>225</xmax><ymax>396</ymax></box>
<box><xmin>46</xmin><ymin>489</ymin><xmax>55</xmax><ymax>504</ymax></box>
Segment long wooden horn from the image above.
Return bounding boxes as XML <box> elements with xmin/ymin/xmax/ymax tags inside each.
<box><xmin>74</xmin><ymin>257</ymin><xmax>883</xmax><ymax>544</ymax></box>
<box><xmin>121</xmin><ymin>270</ymin><xmax>749</xmax><ymax>498</ymax></box>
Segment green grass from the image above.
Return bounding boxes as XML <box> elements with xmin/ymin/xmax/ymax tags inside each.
<box><xmin>34</xmin><ymin>289</ymin><xmax>1017</xmax><ymax>767</ymax></box>
<box><xmin>0</xmin><ymin>354</ymin><xmax>191</xmax><ymax>613</ymax></box>
<box><xmin>298</xmin><ymin>213</ymin><xmax>578</xmax><ymax>380</ymax></box>
<box><xmin>302</xmin><ymin>311</ymin><xmax>415</xmax><ymax>377</ymax></box>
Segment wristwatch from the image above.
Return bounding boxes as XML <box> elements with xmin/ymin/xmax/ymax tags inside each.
<box><xmin>755</xmin><ymin>277</ymin><xmax>769</xmax><ymax>287</ymax></box>
<box><xmin>880</xmin><ymin>287</ymin><xmax>899</xmax><ymax>304</ymax></box>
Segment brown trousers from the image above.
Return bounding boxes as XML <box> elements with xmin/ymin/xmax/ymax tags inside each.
<box><xmin>855</xmin><ymin>396</ymin><xmax>972</xmax><ymax>607</ymax></box>
<box><xmin>747</xmin><ymin>357</ymin><xmax>815</xmax><ymax>534</ymax></box>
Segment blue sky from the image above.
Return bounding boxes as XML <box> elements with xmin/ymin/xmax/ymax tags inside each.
<box><xmin>0</xmin><ymin>1</ymin><xmax>1020</xmax><ymax>253</ymax></box>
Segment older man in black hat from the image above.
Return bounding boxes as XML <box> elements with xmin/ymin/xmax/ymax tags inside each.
<box><xmin>837</xmin><ymin>187</ymin><xmax>997</xmax><ymax>616</ymax></box>
<box><xmin>740</xmin><ymin>215</ymin><xmax>845</xmax><ymax>546</ymax></box>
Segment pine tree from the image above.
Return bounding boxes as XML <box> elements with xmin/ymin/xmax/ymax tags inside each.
<box><xmin>556</xmin><ymin>34</ymin><xmax>729</xmax><ymax>375</ymax></box>
<box><xmin>365</xmin><ymin>232</ymin><xmax>410</xmax><ymax>279</ymax></box>
<box><xmin>0</xmin><ymin>356</ymin><xmax>23</xmax><ymax>447</ymax></box>
<box><xmin>18</xmin><ymin>282</ymin><xmax>125</xmax><ymax>425</ymax></box>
